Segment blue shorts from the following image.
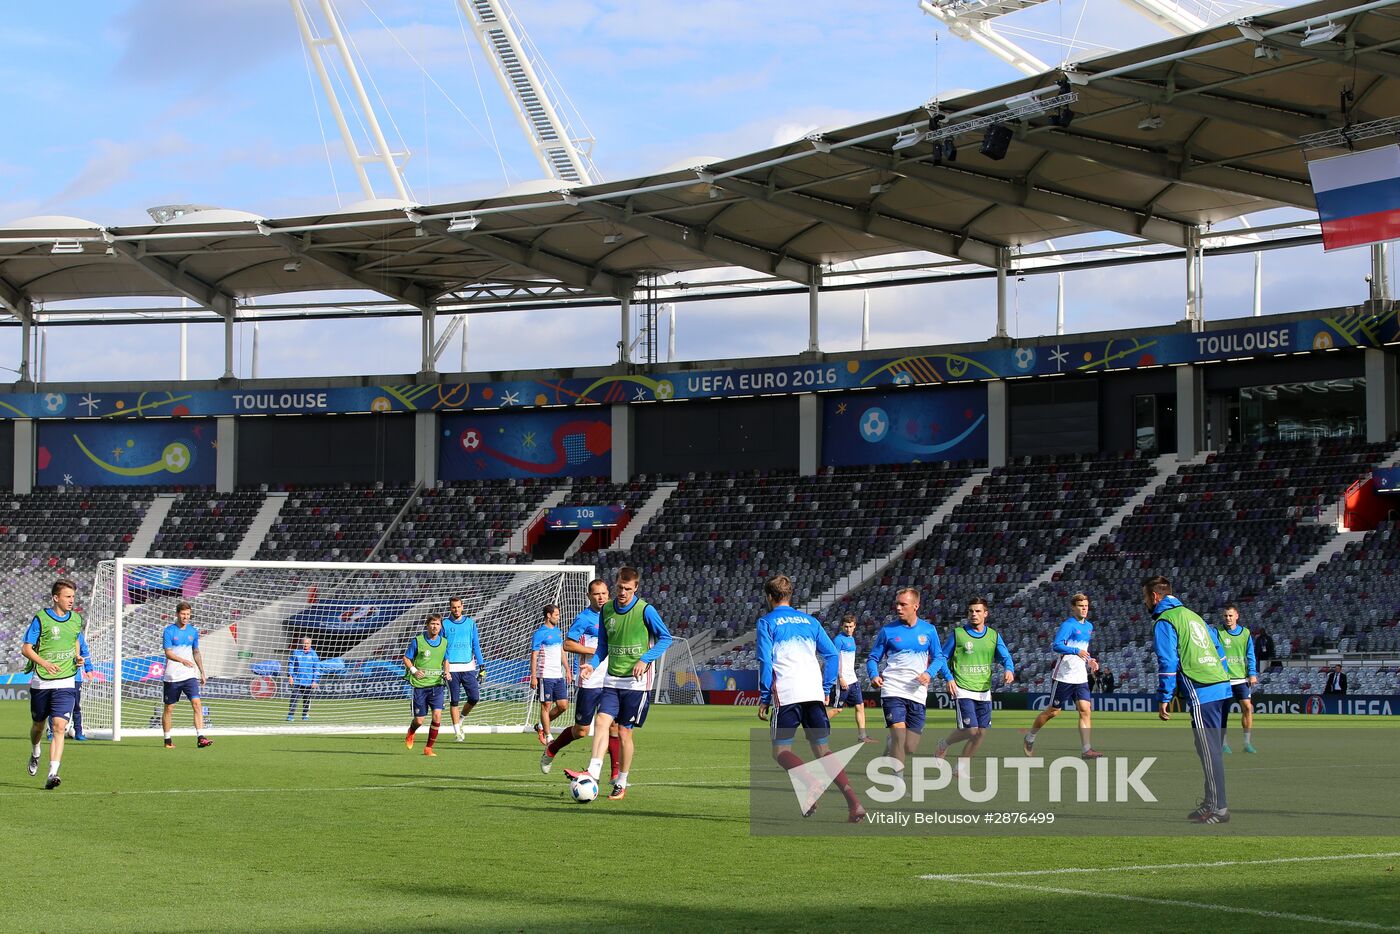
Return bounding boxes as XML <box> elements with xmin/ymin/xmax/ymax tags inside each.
<box><xmin>1231</xmin><ymin>682</ymin><xmax>1253</xmax><ymax>701</ymax></box>
<box><xmin>449</xmin><ymin>670</ymin><xmax>480</xmax><ymax>706</ymax></box>
<box><xmin>163</xmin><ymin>679</ymin><xmax>201</xmax><ymax>705</ymax></box>
<box><xmin>598</xmin><ymin>686</ymin><xmax>649</xmax><ymax>729</ymax></box>
<box><xmin>829</xmin><ymin>683</ymin><xmax>863</xmax><ymax>709</ymax></box>
<box><xmin>412</xmin><ymin>685</ymin><xmax>445</xmax><ymax>718</ymax></box>
<box><xmin>882</xmin><ymin>696</ymin><xmax>927</xmax><ymax>733</ymax></box>
<box><xmin>955</xmin><ymin>698</ymin><xmax>993</xmax><ymax>730</ymax></box>
<box><xmin>30</xmin><ymin>687</ymin><xmax>77</xmax><ymax>724</ymax></box>
<box><xmin>1051</xmin><ymin>680</ymin><xmax>1092</xmax><ymax>709</ymax></box>
<box><xmin>538</xmin><ymin>677</ymin><xmax>568</xmax><ymax>703</ymax></box>
<box><xmin>574</xmin><ymin>686</ymin><xmax>605</xmax><ymax>726</ymax></box>
<box><xmin>772</xmin><ymin>700</ymin><xmax>830</xmax><ymax>746</ymax></box>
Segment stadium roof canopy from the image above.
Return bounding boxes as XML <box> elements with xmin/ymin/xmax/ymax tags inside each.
<box><xmin>0</xmin><ymin>0</ymin><xmax>1390</xmax><ymax>328</ymax></box>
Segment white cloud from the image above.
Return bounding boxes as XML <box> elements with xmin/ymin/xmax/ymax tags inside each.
<box><xmin>43</xmin><ymin>133</ymin><xmax>192</xmax><ymax>211</ymax></box>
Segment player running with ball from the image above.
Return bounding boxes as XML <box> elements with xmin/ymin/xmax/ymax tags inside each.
<box><xmin>540</xmin><ymin>579</ymin><xmax>621</xmax><ymax>780</ymax></box>
<box><xmin>566</xmin><ymin>566</ymin><xmax>671</xmax><ymax>801</ymax></box>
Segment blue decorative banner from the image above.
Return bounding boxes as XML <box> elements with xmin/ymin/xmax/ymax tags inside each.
<box><xmin>699</xmin><ymin>669</ymin><xmax>759</xmax><ymax>691</ymax></box>
<box><xmin>439</xmin><ymin>409</ymin><xmax>611</xmax><ymax>480</ymax></box>
<box><xmin>547</xmin><ymin>505</ymin><xmax>626</xmax><ymax>529</ymax></box>
<box><xmin>822</xmin><ymin>385</ymin><xmax>987</xmax><ymax>467</ymax></box>
<box><xmin>0</xmin><ymin>310</ymin><xmax>1392</xmax><ymax>420</ymax></box>
<box><xmin>36</xmin><ymin>419</ymin><xmax>215</xmax><ymax>486</ymax></box>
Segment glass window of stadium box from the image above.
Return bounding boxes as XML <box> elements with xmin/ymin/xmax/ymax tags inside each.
<box><xmin>1238</xmin><ymin>377</ymin><xmax>1365</xmax><ymax>443</ymax></box>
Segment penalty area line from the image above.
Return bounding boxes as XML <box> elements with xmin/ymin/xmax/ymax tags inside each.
<box><xmin>911</xmin><ymin>875</ymin><xmax>1400</xmax><ymax>932</ymax></box>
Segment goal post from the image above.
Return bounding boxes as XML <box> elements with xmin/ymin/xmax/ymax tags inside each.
<box><xmin>83</xmin><ymin>558</ymin><xmax>595</xmax><ymax>740</ymax></box>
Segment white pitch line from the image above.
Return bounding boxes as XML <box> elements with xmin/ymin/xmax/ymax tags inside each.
<box><xmin>920</xmin><ymin>850</ymin><xmax>1400</xmax><ymax>880</ymax></box>
<box><xmin>915</xmin><ymin>876</ymin><xmax>1400</xmax><ymax>932</ymax></box>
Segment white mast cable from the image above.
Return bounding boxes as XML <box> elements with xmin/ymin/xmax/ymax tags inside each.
<box><xmin>289</xmin><ymin>0</ymin><xmax>411</xmax><ymax>202</ymax></box>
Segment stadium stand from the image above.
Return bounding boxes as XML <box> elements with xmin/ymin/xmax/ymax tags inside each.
<box><xmin>6</xmin><ymin>440</ymin><xmax>1400</xmax><ymax>697</ymax></box>
<box><xmin>816</xmin><ymin>453</ymin><xmax>1158</xmax><ymax>681</ymax></box>
<box><xmin>1006</xmin><ymin>438</ymin><xmax>1397</xmax><ymax>692</ymax></box>
<box><xmin>1249</xmin><ymin>520</ymin><xmax>1400</xmax><ymax>693</ymax></box>
<box><xmin>149</xmin><ymin>491</ymin><xmax>264</xmax><ymax>560</ymax></box>
<box><xmin>601</xmin><ymin>462</ymin><xmax>977</xmax><ymax>643</ymax></box>
<box><xmin>254</xmin><ymin>484</ymin><xmax>417</xmax><ymax>562</ymax></box>
<box><xmin>376</xmin><ymin>478</ymin><xmax>564</xmax><ymax>564</ymax></box>
<box><xmin>0</xmin><ymin>487</ymin><xmax>154</xmax><ymax>657</ymax></box>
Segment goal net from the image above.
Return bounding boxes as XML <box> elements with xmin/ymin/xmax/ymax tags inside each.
<box><xmin>652</xmin><ymin>636</ymin><xmax>704</xmax><ymax>706</ymax></box>
<box><xmin>81</xmin><ymin>559</ymin><xmax>594</xmax><ymax>739</ymax></box>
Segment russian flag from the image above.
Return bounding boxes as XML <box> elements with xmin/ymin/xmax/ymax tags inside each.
<box><xmin>1309</xmin><ymin>144</ymin><xmax>1400</xmax><ymax>251</ymax></box>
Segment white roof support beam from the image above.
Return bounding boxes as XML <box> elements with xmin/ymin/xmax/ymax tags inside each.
<box><xmin>1278</xmin><ymin>34</ymin><xmax>1400</xmax><ymax>80</ymax></box>
<box><xmin>430</xmin><ymin>222</ymin><xmax>632</xmax><ymax>298</ymax></box>
<box><xmin>840</xmin><ymin>146</ymin><xmax>1193</xmax><ymax>247</ymax></box>
<box><xmin>107</xmin><ymin>240</ymin><xmax>237</xmax><ymax>377</ymax></box>
<box><xmin>709</xmin><ymin>174</ymin><xmax>1004</xmax><ymax>268</ymax></box>
<box><xmin>1015</xmin><ymin>130</ymin><xmax>1315</xmax><ymax>208</ymax></box>
<box><xmin>1083</xmin><ymin>75</ymin><xmax>1332</xmax><ymax>140</ymax></box>
<box><xmin>263</xmin><ymin>231</ymin><xmax>431</xmax><ymax>309</ymax></box>
<box><xmin>574</xmin><ymin>200</ymin><xmax>816</xmax><ymax>284</ymax></box>
<box><xmin>107</xmin><ymin>241</ymin><xmax>236</xmax><ymax>317</ymax></box>
<box><xmin>0</xmin><ymin>270</ymin><xmax>30</xmax><ymax>319</ymax></box>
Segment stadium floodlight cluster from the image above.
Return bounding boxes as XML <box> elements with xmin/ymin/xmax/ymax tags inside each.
<box><xmin>77</xmin><ymin>559</ymin><xmax>699</xmax><ymax>739</ymax></box>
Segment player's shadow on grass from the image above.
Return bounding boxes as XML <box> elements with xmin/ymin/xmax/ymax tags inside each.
<box><xmin>271</xmin><ymin>748</ymin><xmax>401</xmax><ymax>756</ymax></box>
<box><xmin>462</xmin><ymin>784</ymin><xmax>747</xmax><ymax>822</ymax></box>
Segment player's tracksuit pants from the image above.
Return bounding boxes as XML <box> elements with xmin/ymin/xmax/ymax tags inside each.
<box><xmin>289</xmin><ymin>684</ymin><xmax>314</xmax><ymax>718</ymax></box>
<box><xmin>1182</xmin><ymin>678</ymin><xmax>1228</xmax><ymax>811</ymax></box>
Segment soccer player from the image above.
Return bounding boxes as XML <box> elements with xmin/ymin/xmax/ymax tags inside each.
<box><xmin>22</xmin><ymin>579</ymin><xmax>83</xmax><ymax>789</ymax></box>
<box><xmin>756</xmin><ymin>575</ymin><xmax>865</xmax><ymax>822</ymax></box>
<box><xmin>937</xmin><ymin>597</ymin><xmax>1015</xmax><ymax>770</ymax></box>
<box><xmin>286</xmin><ymin>636</ymin><xmax>319</xmax><ymax>721</ymax></box>
<box><xmin>1147</xmin><ymin>575</ymin><xmax>1232</xmax><ymax>824</ymax></box>
<box><xmin>403</xmin><ymin>613</ymin><xmax>450</xmax><ymax>757</ymax></box>
<box><xmin>162</xmin><ymin>602</ymin><xmax>212</xmax><ymax>749</ymax></box>
<box><xmin>866</xmin><ymin>588</ymin><xmax>954</xmax><ymax>776</ymax></box>
<box><xmin>826</xmin><ymin>613</ymin><xmax>875</xmax><ymax>744</ymax></box>
<box><xmin>541</xmin><ymin>579</ymin><xmax>620</xmax><ymax>777</ymax></box>
<box><xmin>1022</xmin><ymin>592</ymin><xmax>1102</xmax><ymax>759</ymax></box>
<box><xmin>530</xmin><ymin>604</ymin><xmax>570</xmax><ymax>745</ymax></box>
<box><xmin>442</xmin><ymin>596</ymin><xmax>486</xmax><ymax>742</ymax></box>
<box><xmin>566</xmin><ymin>566</ymin><xmax>673</xmax><ymax>801</ymax></box>
<box><xmin>1217</xmin><ymin>604</ymin><xmax>1258</xmax><ymax>754</ymax></box>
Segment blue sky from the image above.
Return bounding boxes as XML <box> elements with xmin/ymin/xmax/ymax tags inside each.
<box><xmin>0</xmin><ymin>0</ymin><xmax>1371</xmax><ymax>382</ymax></box>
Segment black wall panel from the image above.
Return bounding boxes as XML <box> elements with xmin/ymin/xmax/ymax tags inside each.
<box><xmin>634</xmin><ymin>398</ymin><xmax>799</xmax><ymax>474</ymax></box>
<box><xmin>237</xmin><ymin>415</ymin><xmax>414</xmax><ymax>486</ymax></box>
<box><xmin>1200</xmin><ymin>351</ymin><xmax>1362</xmax><ymax>390</ymax></box>
<box><xmin>1009</xmin><ymin>378</ymin><xmax>1099</xmax><ymax>457</ymax></box>
<box><xmin>1099</xmin><ymin>369</ymin><xmax>1177</xmax><ymax>454</ymax></box>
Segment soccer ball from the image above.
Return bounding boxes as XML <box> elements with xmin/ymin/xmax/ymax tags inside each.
<box><xmin>570</xmin><ymin>775</ymin><xmax>599</xmax><ymax>803</ymax></box>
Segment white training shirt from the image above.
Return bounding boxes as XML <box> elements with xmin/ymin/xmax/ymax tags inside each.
<box><xmin>533</xmin><ymin>626</ymin><xmax>564</xmax><ymax>679</ymax></box>
<box><xmin>162</xmin><ymin>625</ymin><xmax>200</xmax><ymax>683</ymax></box>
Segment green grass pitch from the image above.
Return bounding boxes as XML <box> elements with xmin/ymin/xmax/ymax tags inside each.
<box><xmin>2</xmin><ymin>702</ymin><xmax>1397</xmax><ymax>933</ymax></box>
